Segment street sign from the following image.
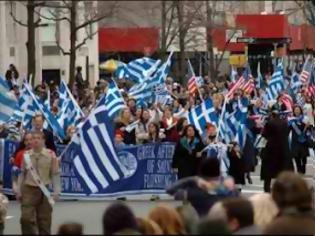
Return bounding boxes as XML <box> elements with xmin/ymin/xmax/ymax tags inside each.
<box><xmin>236</xmin><ymin>37</ymin><xmax>255</xmax><ymax>43</ymax></box>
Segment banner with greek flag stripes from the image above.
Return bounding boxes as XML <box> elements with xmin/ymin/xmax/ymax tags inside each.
<box><xmin>186</xmin><ymin>98</ymin><xmax>219</xmax><ymax>135</ymax></box>
<box><xmin>67</xmin><ymin>103</ymin><xmax>125</xmax><ymax>194</ymax></box>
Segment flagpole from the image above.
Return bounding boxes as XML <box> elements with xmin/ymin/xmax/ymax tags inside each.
<box><xmin>216</xmin><ymin>96</ymin><xmax>227</xmax><ymax>141</ymax></box>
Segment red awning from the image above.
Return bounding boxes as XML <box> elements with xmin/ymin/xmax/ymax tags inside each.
<box><xmin>236</xmin><ymin>14</ymin><xmax>290</xmax><ymax>38</ymax></box>
<box><xmin>98</xmin><ymin>27</ymin><xmax>159</xmax><ymax>53</ymax></box>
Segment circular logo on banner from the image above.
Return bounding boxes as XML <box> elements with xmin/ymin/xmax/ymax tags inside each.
<box><xmin>117</xmin><ymin>151</ymin><xmax>138</xmax><ymax>178</ymax></box>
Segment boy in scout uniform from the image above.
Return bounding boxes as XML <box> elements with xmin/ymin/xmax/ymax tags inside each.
<box><xmin>16</xmin><ymin>131</ymin><xmax>61</xmax><ymax>235</ymax></box>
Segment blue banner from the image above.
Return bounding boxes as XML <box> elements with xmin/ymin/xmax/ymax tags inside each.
<box><xmin>0</xmin><ymin>140</ymin><xmax>177</xmax><ymax>198</ymax></box>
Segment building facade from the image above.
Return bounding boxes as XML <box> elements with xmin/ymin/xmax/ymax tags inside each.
<box><xmin>0</xmin><ymin>1</ymin><xmax>99</xmax><ymax>86</ymax></box>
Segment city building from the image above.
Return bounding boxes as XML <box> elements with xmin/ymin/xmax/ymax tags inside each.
<box><xmin>0</xmin><ymin>1</ymin><xmax>99</xmax><ymax>86</ymax></box>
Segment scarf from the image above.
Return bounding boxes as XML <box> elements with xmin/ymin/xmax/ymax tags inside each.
<box><xmin>180</xmin><ymin>137</ymin><xmax>200</xmax><ymax>153</ymax></box>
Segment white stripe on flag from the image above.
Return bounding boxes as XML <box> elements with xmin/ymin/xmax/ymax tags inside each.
<box><xmin>80</xmin><ymin>131</ymin><xmax>109</xmax><ymax>188</ymax></box>
<box><xmin>87</xmin><ymin>127</ymin><xmax>120</xmax><ymax>181</ymax></box>
<box><xmin>73</xmin><ymin>156</ymin><xmax>99</xmax><ymax>193</ymax></box>
<box><xmin>191</xmin><ymin>109</ymin><xmax>202</xmax><ymax>133</ymax></box>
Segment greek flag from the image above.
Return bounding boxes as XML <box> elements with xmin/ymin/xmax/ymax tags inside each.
<box><xmin>0</xmin><ymin>75</ymin><xmax>18</xmax><ymax>122</ymax></box>
<box><xmin>23</xmin><ymin>83</ymin><xmax>65</xmax><ymax>140</ymax></box>
<box><xmin>290</xmin><ymin>72</ymin><xmax>302</xmax><ymax>95</ymax></box>
<box><xmin>219</xmin><ymin>97</ymin><xmax>249</xmax><ymax>148</ymax></box>
<box><xmin>129</xmin><ymin>52</ymin><xmax>174</xmax><ymax>106</ymax></box>
<box><xmin>266</xmin><ymin>62</ymin><xmax>285</xmax><ymax>101</ymax></box>
<box><xmin>57</xmin><ymin>81</ymin><xmax>83</xmax><ymax>130</ymax></box>
<box><xmin>102</xmin><ymin>81</ymin><xmax>126</xmax><ymax>119</ymax></box>
<box><xmin>115</xmin><ymin>57</ymin><xmax>161</xmax><ymax>83</ymax></box>
<box><xmin>186</xmin><ymin>98</ymin><xmax>219</xmax><ymax>135</ymax></box>
<box><xmin>67</xmin><ymin>102</ymin><xmax>125</xmax><ymax>194</ymax></box>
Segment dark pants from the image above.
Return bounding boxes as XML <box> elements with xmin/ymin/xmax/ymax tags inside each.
<box><xmin>294</xmin><ymin>155</ymin><xmax>307</xmax><ymax>174</ymax></box>
<box><xmin>264</xmin><ymin>178</ymin><xmax>272</xmax><ymax>193</ymax></box>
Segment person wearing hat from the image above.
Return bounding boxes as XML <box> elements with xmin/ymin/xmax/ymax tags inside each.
<box><xmin>260</xmin><ymin>105</ymin><xmax>293</xmax><ymax>192</ymax></box>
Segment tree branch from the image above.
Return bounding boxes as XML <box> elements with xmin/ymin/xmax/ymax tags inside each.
<box><xmin>55</xmin><ymin>34</ymin><xmax>70</xmax><ymax>56</ymax></box>
<box><xmin>9</xmin><ymin>2</ymin><xmax>28</xmax><ymax>27</ymax></box>
<box><xmin>75</xmin><ymin>30</ymin><xmax>98</xmax><ymax>51</ymax></box>
<box><xmin>33</xmin><ymin>7</ymin><xmax>70</xmax><ymax>22</ymax></box>
<box><xmin>75</xmin><ymin>12</ymin><xmax>114</xmax><ymax>32</ymax></box>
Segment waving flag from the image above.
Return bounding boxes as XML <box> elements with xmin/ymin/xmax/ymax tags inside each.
<box><xmin>23</xmin><ymin>83</ymin><xmax>65</xmax><ymax>140</ymax></box>
<box><xmin>64</xmin><ymin>100</ymin><xmax>125</xmax><ymax>194</ymax></box>
<box><xmin>115</xmin><ymin>57</ymin><xmax>161</xmax><ymax>83</ymax></box>
<box><xmin>299</xmin><ymin>56</ymin><xmax>313</xmax><ymax>84</ymax></box>
<box><xmin>103</xmin><ymin>81</ymin><xmax>126</xmax><ymax>119</ymax></box>
<box><xmin>128</xmin><ymin>52</ymin><xmax>173</xmax><ymax>106</ymax></box>
<box><xmin>239</xmin><ymin>67</ymin><xmax>255</xmax><ymax>95</ymax></box>
<box><xmin>279</xmin><ymin>92</ymin><xmax>293</xmax><ymax>112</ymax></box>
<box><xmin>186</xmin><ymin>98</ymin><xmax>219</xmax><ymax>135</ymax></box>
<box><xmin>0</xmin><ymin>75</ymin><xmax>18</xmax><ymax>122</ymax></box>
<box><xmin>265</xmin><ymin>62</ymin><xmax>285</xmax><ymax>101</ymax></box>
<box><xmin>290</xmin><ymin>71</ymin><xmax>302</xmax><ymax>95</ymax></box>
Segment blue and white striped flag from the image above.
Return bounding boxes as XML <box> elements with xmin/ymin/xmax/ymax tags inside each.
<box><xmin>56</xmin><ymin>80</ymin><xmax>83</xmax><ymax>130</ymax></box>
<box><xmin>128</xmin><ymin>52</ymin><xmax>174</xmax><ymax>106</ymax></box>
<box><xmin>101</xmin><ymin>81</ymin><xmax>126</xmax><ymax>119</ymax></box>
<box><xmin>0</xmin><ymin>75</ymin><xmax>18</xmax><ymax>122</ymax></box>
<box><xmin>266</xmin><ymin>62</ymin><xmax>285</xmax><ymax>101</ymax></box>
<box><xmin>23</xmin><ymin>83</ymin><xmax>65</xmax><ymax>139</ymax></box>
<box><xmin>115</xmin><ymin>57</ymin><xmax>161</xmax><ymax>83</ymax></box>
<box><xmin>66</xmin><ymin>102</ymin><xmax>125</xmax><ymax>194</ymax></box>
<box><xmin>186</xmin><ymin>98</ymin><xmax>219</xmax><ymax>135</ymax></box>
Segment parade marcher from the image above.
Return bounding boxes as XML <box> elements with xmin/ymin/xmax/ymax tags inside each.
<box><xmin>11</xmin><ymin>132</ymin><xmax>33</xmax><ymax>195</ymax></box>
<box><xmin>115</xmin><ymin>108</ymin><xmax>136</xmax><ymax>145</ymax></box>
<box><xmin>160</xmin><ymin>107</ymin><xmax>180</xmax><ymax>143</ymax></box>
<box><xmin>143</xmin><ymin>122</ymin><xmax>165</xmax><ymax>144</ymax></box>
<box><xmin>167</xmin><ymin>157</ymin><xmax>239</xmax><ymax>216</ymax></box>
<box><xmin>172</xmin><ymin>125</ymin><xmax>205</xmax><ymax>179</ymax></box>
<box><xmin>16</xmin><ymin>131</ymin><xmax>61</xmax><ymax>235</ymax></box>
<box><xmin>289</xmin><ymin>105</ymin><xmax>310</xmax><ymax>174</ymax></box>
<box><xmin>260</xmin><ymin>105</ymin><xmax>293</xmax><ymax>192</ymax></box>
<box><xmin>32</xmin><ymin>114</ymin><xmax>57</xmax><ymax>152</ymax></box>
<box><xmin>5</xmin><ymin>64</ymin><xmax>19</xmax><ymax>89</ymax></box>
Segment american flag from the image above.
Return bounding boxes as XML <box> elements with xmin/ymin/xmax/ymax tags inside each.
<box><xmin>279</xmin><ymin>93</ymin><xmax>293</xmax><ymax>112</ymax></box>
<box><xmin>227</xmin><ymin>67</ymin><xmax>254</xmax><ymax>99</ymax></box>
<box><xmin>188</xmin><ymin>76</ymin><xmax>197</xmax><ymax>95</ymax></box>
<box><xmin>299</xmin><ymin>56</ymin><xmax>313</xmax><ymax>84</ymax></box>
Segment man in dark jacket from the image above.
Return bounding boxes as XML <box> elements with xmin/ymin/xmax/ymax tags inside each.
<box><xmin>261</xmin><ymin>105</ymin><xmax>293</xmax><ymax>192</ymax></box>
<box><xmin>32</xmin><ymin>114</ymin><xmax>56</xmax><ymax>153</ymax></box>
<box><xmin>167</xmin><ymin>157</ymin><xmax>239</xmax><ymax>216</ymax></box>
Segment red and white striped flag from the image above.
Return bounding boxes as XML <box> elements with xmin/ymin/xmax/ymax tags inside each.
<box><xmin>188</xmin><ymin>76</ymin><xmax>197</xmax><ymax>95</ymax></box>
<box><xmin>279</xmin><ymin>93</ymin><xmax>293</xmax><ymax>112</ymax></box>
<box><xmin>239</xmin><ymin>75</ymin><xmax>255</xmax><ymax>95</ymax></box>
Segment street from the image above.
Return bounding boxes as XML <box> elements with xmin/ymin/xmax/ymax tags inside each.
<box><xmin>4</xmin><ymin>157</ymin><xmax>315</xmax><ymax>234</ymax></box>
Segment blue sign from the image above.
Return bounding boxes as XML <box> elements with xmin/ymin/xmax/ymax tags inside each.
<box><xmin>1</xmin><ymin>140</ymin><xmax>177</xmax><ymax>198</ymax></box>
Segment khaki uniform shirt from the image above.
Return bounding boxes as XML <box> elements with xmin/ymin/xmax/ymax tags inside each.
<box><xmin>21</xmin><ymin>148</ymin><xmax>59</xmax><ymax>187</ymax></box>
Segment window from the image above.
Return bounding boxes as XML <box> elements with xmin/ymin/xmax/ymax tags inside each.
<box><xmin>42</xmin><ymin>46</ymin><xmax>60</xmax><ymax>56</ymax></box>
<box><xmin>9</xmin><ymin>47</ymin><xmax>15</xmax><ymax>57</ymax></box>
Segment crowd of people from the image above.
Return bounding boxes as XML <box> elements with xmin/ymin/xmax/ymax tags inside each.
<box><xmin>1</xmin><ymin>60</ymin><xmax>315</xmax><ymax>234</ymax></box>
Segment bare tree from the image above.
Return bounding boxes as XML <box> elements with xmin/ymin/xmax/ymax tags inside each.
<box><xmin>295</xmin><ymin>0</ymin><xmax>315</xmax><ymax>26</ymax></box>
<box><xmin>9</xmin><ymin>0</ymin><xmax>48</xmax><ymax>86</ymax></box>
<box><xmin>35</xmin><ymin>1</ymin><xmax>117</xmax><ymax>87</ymax></box>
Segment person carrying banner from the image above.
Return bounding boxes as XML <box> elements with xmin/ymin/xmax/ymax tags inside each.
<box><xmin>16</xmin><ymin>131</ymin><xmax>61</xmax><ymax>235</ymax></box>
